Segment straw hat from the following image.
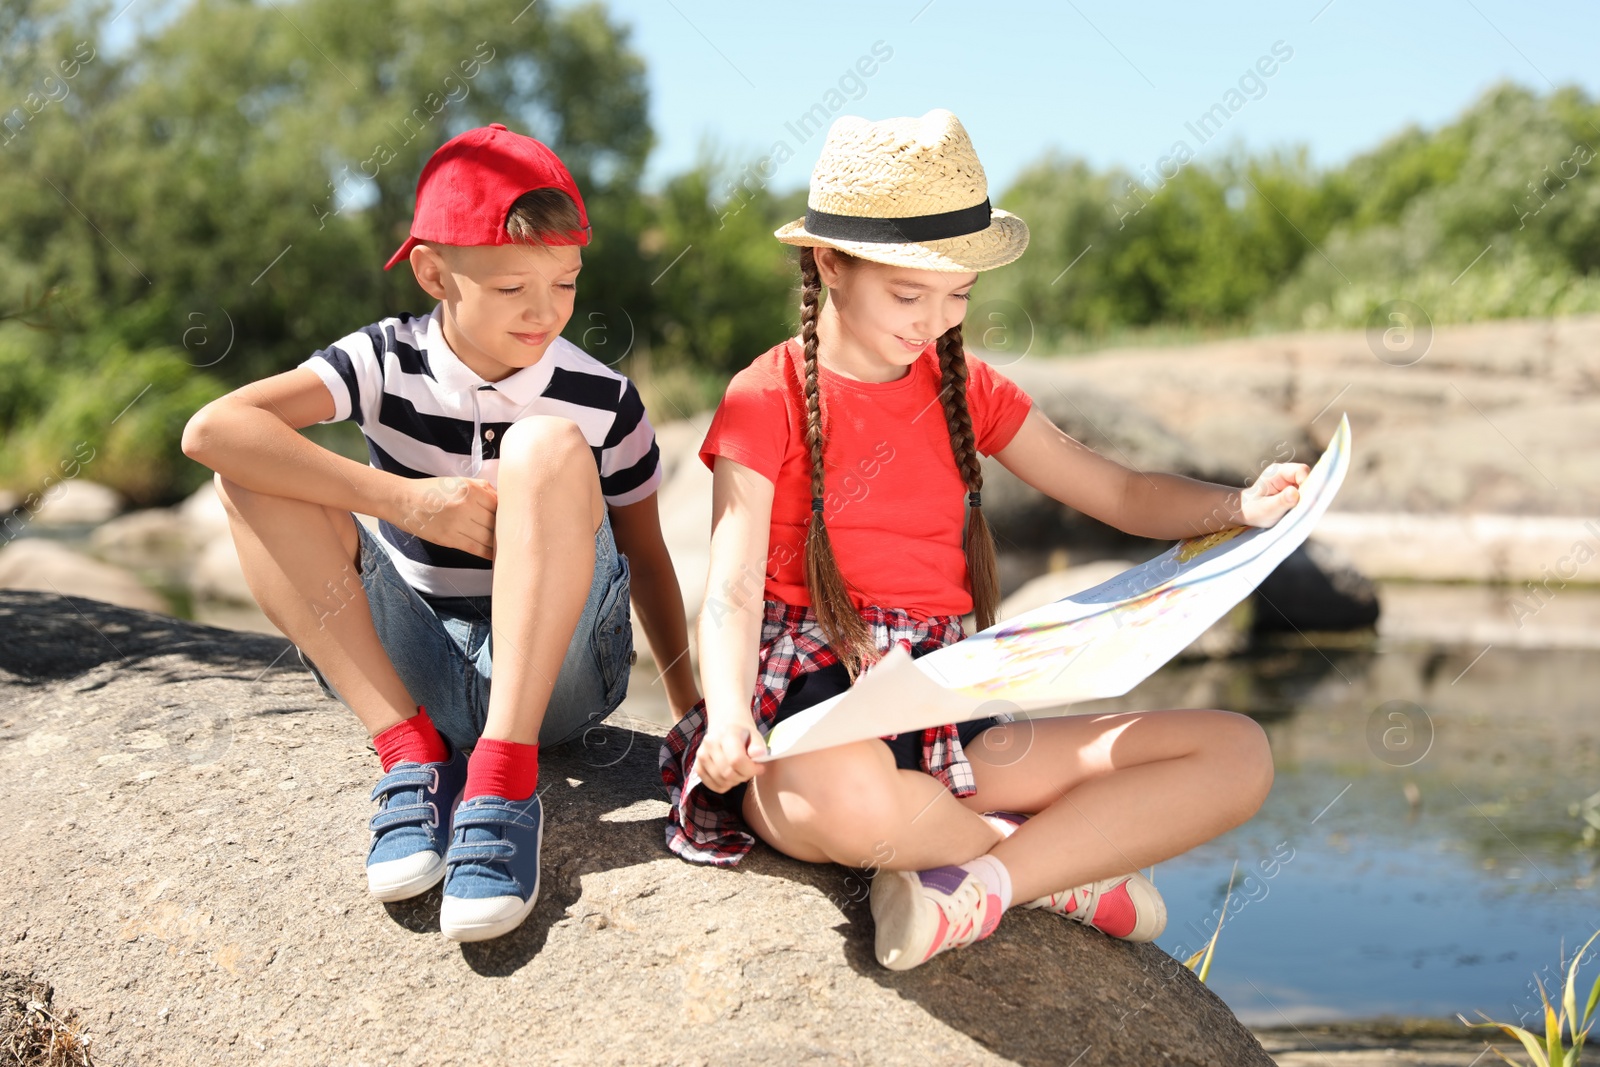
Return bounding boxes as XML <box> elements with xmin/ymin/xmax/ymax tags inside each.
<box><xmin>774</xmin><ymin>109</ymin><xmax>1028</xmax><ymax>273</ymax></box>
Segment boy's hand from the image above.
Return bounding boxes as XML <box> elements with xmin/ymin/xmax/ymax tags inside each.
<box><xmin>1240</xmin><ymin>462</ymin><xmax>1310</xmax><ymax>528</ymax></box>
<box><xmin>694</xmin><ymin>717</ymin><xmax>768</xmax><ymax>793</ymax></box>
<box><xmin>394</xmin><ymin>476</ymin><xmax>499</xmax><ymax>559</ymax></box>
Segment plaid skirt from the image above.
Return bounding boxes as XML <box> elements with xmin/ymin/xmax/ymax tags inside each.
<box><xmin>659</xmin><ymin>599</ymin><xmax>1007</xmax><ymax>866</ymax></box>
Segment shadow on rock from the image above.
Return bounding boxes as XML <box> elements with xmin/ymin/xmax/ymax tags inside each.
<box><xmin>0</xmin><ymin>589</ymin><xmax>292</xmax><ymax>684</ymax></box>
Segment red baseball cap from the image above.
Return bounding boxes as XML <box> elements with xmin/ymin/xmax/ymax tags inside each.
<box><xmin>383</xmin><ymin>123</ymin><xmax>590</xmax><ymax>271</ymax></box>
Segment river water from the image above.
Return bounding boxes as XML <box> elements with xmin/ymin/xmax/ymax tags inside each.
<box><xmin>1089</xmin><ymin>638</ymin><xmax>1600</xmax><ymax>1027</ymax></box>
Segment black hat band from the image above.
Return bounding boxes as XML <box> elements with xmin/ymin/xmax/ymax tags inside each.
<box><xmin>804</xmin><ymin>199</ymin><xmax>992</xmax><ymax>244</ymax></box>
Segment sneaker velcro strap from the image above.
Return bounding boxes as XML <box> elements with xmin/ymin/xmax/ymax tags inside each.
<box><xmin>368</xmin><ymin>802</ymin><xmax>437</xmax><ymax>833</ymax></box>
<box><xmin>450</xmin><ymin>806</ymin><xmax>538</xmax><ymax>832</ymax></box>
<box><xmin>445</xmin><ymin>840</ymin><xmax>516</xmax><ymax>864</ymax></box>
<box><xmin>370</xmin><ymin>768</ymin><xmax>435</xmax><ymax>801</ymax></box>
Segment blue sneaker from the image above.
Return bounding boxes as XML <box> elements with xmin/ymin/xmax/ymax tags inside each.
<box><xmin>365</xmin><ymin>741</ymin><xmax>467</xmax><ymax>902</ymax></box>
<box><xmin>439</xmin><ymin>792</ymin><xmax>543</xmax><ymax>942</ymax></box>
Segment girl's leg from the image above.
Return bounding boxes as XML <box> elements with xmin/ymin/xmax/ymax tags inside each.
<box><xmin>964</xmin><ymin>709</ymin><xmax>1274</xmax><ymax>904</ymax></box>
<box><xmin>742</xmin><ymin>738</ymin><xmax>1003</xmax><ymax>870</ymax></box>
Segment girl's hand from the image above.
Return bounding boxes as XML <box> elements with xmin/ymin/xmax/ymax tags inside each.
<box><xmin>1240</xmin><ymin>462</ymin><xmax>1311</xmax><ymax>528</ymax></box>
<box><xmin>694</xmin><ymin>717</ymin><xmax>768</xmax><ymax>793</ymax></box>
<box><xmin>392</xmin><ymin>476</ymin><xmax>499</xmax><ymax>559</ymax></box>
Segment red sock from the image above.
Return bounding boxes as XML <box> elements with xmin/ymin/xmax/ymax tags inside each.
<box><xmin>373</xmin><ymin>705</ymin><xmax>448</xmax><ymax>772</ymax></box>
<box><xmin>463</xmin><ymin>738</ymin><xmax>539</xmax><ymax>802</ymax></box>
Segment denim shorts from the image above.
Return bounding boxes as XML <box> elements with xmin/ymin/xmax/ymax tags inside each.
<box><xmin>297</xmin><ymin>511</ymin><xmax>634</xmax><ymax>754</ymax></box>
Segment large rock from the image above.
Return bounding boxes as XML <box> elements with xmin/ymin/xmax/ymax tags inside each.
<box><xmin>90</xmin><ymin>506</ymin><xmax>194</xmax><ymax>583</ymax></box>
<box><xmin>177</xmin><ymin>479</ymin><xmax>231</xmax><ymax>545</ymax></box>
<box><xmin>189</xmin><ymin>531</ymin><xmax>255</xmax><ymax>605</ymax></box>
<box><xmin>0</xmin><ymin>539</ymin><xmax>167</xmax><ymax>614</ymax></box>
<box><xmin>655</xmin><ymin>436</ymin><xmax>712</xmax><ymax>615</ymax></box>
<box><xmin>974</xmin><ymin>377</ymin><xmax>1219</xmax><ymax>550</ymax></box>
<box><xmin>965</xmin><ymin>315</ymin><xmax>1600</xmax><ymax>565</ymax></box>
<box><xmin>1313</xmin><ymin>512</ymin><xmax>1600</xmax><ymax>585</ymax></box>
<box><xmin>28</xmin><ymin>479</ymin><xmax>123</xmax><ymax>526</ymax></box>
<box><xmin>81</xmin><ymin>483</ymin><xmax>232</xmax><ymax>603</ymax></box>
<box><xmin>0</xmin><ymin>591</ymin><xmax>1273</xmax><ymax>1067</ymax></box>
<box><xmin>1253</xmin><ymin>539</ymin><xmax>1380</xmax><ymax>634</ymax></box>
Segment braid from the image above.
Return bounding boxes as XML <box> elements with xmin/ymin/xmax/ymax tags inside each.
<box><xmin>798</xmin><ymin>247</ymin><xmax>877</xmax><ymax>679</ymax></box>
<box><xmin>936</xmin><ymin>324</ymin><xmax>1001</xmax><ymax>632</ymax></box>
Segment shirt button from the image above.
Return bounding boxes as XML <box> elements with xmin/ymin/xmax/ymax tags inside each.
<box><xmin>484</xmin><ymin>429</ymin><xmax>495</xmax><ymax>440</ymax></box>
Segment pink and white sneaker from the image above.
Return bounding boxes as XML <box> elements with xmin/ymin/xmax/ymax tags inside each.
<box><xmin>1026</xmin><ymin>870</ymin><xmax>1167</xmax><ymax>941</ymax></box>
<box><xmin>980</xmin><ymin>811</ymin><xmax>1167</xmax><ymax>942</ymax></box>
<box><xmin>870</xmin><ymin>865</ymin><xmax>1004</xmax><ymax>971</ymax></box>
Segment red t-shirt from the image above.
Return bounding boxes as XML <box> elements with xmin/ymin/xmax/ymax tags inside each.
<box><xmin>698</xmin><ymin>337</ymin><xmax>1034</xmax><ymax>619</ymax></box>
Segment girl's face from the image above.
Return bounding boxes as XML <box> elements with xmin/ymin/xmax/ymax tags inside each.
<box><xmin>816</xmin><ymin>248</ymin><xmax>977</xmax><ymax>367</ymax></box>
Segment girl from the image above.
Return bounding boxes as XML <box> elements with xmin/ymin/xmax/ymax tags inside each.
<box><xmin>659</xmin><ymin>110</ymin><xmax>1302</xmax><ymax>971</ymax></box>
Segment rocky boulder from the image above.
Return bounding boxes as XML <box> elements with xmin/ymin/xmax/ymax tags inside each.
<box><xmin>986</xmin><ymin>314</ymin><xmax>1600</xmax><ymax>524</ymax></box>
<box><xmin>29</xmin><ymin>479</ymin><xmax>124</xmax><ymax>527</ymax></box>
<box><xmin>0</xmin><ymin>539</ymin><xmax>168</xmax><ymax>615</ymax></box>
<box><xmin>1253</xmin><ymin>540</ymin><xmax>1381</xmax><ymax>634</ymax></box>
<box><xmin>0</xmin><ymin>591</ymin><xmax>1273</xmax><ymax>1067</ymax></box>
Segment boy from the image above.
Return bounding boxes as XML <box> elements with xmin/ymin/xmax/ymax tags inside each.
<box><xmin>182</xmin><ymin>124</ymin><xmax>698</xmax><ymax>942</ymax></box>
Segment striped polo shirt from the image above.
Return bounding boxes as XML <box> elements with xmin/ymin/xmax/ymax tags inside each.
<box><xmin>299</xmin><ymin>305</ymin><xmax>662</xmax><ymax>598</ymax></box>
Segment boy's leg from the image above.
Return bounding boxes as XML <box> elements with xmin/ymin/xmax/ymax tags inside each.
<box><xmin>216</xmin><ymin>472</ymin><xmax>468</xmax><ymax>903</ymax></box>
<box><xmin>436</xmin><ymin>416</ymin><xmax>605</xmax><ymax>942</ymax></box>
<box><xmin>481</xmin><ymin>416</ymin><xmax>605</xmax><ymax>744</ymax></box>
<box><xmin>212</xmin><ymin>473</ymin><xmax>416</xmax><ymax>737</ymax></box>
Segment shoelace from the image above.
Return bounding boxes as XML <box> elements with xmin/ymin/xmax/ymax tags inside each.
<box><xmin>1045</xmin><ymin>877</ymin><xmax>1118</xmax><ymax>927</ymax></box>
<box><xmin>928</xmin><ymin>878</ymin><xmax>991</xmax><ymax>958</ymax></box>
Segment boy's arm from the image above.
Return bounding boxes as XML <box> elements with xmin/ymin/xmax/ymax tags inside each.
<box><xmin>182</xmin><ymin>368</ymin><xmax>406</xmax><ymax>520</ymax></box>
<box><xmin>608</xmin><ymin>491</ymin><xmax>700</xmax><ymax>719</ymax></box>
<box><xmin>183</xmin><ymin>368</ymin><xmax>498</xmax><ymax>560</ymax></box>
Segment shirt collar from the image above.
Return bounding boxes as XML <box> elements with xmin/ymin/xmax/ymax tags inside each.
<box><xmin>424</xmin><ymin>305</ymin><xmax>557</xmax><ymax>409</ymax></box>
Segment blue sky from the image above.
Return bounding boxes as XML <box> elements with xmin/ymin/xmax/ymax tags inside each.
<box><xmin>592</xmin><ymin>0</ymin><xmax>1600</xmax><ymax>198</ymax></box>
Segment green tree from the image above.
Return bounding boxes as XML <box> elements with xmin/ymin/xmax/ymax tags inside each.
<box><xmin>0</xmin><ymin>0</ymin><xmax>653</xmax><ymax>504</ymax></box>
<box><xmin>1258</xmin><ymin>81</ymin><xmax>1600</xmax><ymax>329</ymax></box>
<box><xmin>644</xmin><ymin>159</ymin><xmax>797</xmax><ymax>379</ymax></box>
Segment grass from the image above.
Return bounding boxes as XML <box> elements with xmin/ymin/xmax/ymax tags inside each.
<box><xmin>0</xmin><ymin>972</ymin><xmax>96</xmax><ymax>1067</ymax></box>
<box><xmin>1458</xmin><ymin>930</ymin><xmax>1600</xmax><ymax>1066</ymax></box>
<box><xmin>1572</xmin><ymin>789</ymin><xmax>1600</xmax><ymax>849</ymax></box>
<box><xmin>1182</xmin><ymin>859</ymin><xmax>1238</xmax><ymax>983</ymax></box>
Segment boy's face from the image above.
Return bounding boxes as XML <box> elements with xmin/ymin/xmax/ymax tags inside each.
<box><xmin>410</xmin><ymin>240</ymin><xmax>582</xmax><ymax>381</ymax></box>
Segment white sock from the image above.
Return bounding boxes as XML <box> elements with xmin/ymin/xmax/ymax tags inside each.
<box><xmin>960</xmin><ymin>854</ymin><xmax>1014</xmax><ymax>912</ymax></box>
<box><xmin>982</xmin><ymin>813</ymin><xmax>1021</xmax><ymax>839</ymax></box>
